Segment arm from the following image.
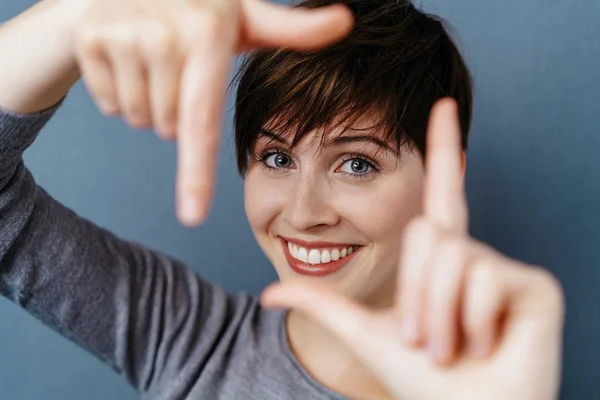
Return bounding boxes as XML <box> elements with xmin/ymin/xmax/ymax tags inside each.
<box><xmin>0</xmin><ymin>0</ymin><xmax>82</xmax><ymax>114</ymax></box>
<box><xmin>0</xmin><ymin>2</ymin><xmax>244</xmax><ymax>394</ymax></box>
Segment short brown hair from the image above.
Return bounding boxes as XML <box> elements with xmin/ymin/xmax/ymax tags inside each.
<box><xmin>233</xmin><ymin>0</ymin><xmax>473</xmax><ymax>174</ymax></box>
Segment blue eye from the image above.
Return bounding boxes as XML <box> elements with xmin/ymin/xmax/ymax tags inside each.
<box><xmin>339</xmin><ymin>158</ymin><xmax>374</xmax><ymax>174</ymax></box>
<box><xmin>264</xmin><ymin>152</ymin><xmax>294</xmax><ymax>169</ymax></box>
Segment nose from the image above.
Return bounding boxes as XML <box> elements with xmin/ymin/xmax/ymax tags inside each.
<box><xmin>282</xmin><ymin>172</ymin><xmax>339</xmax><ymax>232</ymax></box>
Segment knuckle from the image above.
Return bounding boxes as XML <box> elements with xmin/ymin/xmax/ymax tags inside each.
<box><xmin>88</xmin><ymin>76</ymin><xmax>114</xmax><ymax>96</ymax></box>
<box><xmin>463</xmin><ymin>303</ymin><xmax>490</xmax><ymax>333</ymax></box>
<box><xmin>188</xmin><ymin>114</ymin><xmax>221</xmax><ymax>146</ymax></box>
<box><xmin>429</xmin><ymin>292</ymin><xmax>453</xmax><ymax>320</ymax></box>
<box><xmin>84</xmin><ymin>80</ymin><xmax>117</xmax><ymax>113</ymax></box>
<box><xmin>464</xmin><ymin>264</ymin><xmax>499</xmax><ymax>327</ymax></box>
<box><xmin>438</xmin><ymin>237</ymin><xmax>468</xmax><ymax>261</ymax></box>
<box><xmin>428</xmin><ymin>317</ymin><xmax>447</xmax><ymax>336</ymax></box>
<box><xmin>139</xmin><ymin>22</ymin><xmax>177</xmax><ymax>59</ymax></box>
<box><xmin>183</xmin><ymin>184</ymin><xmax>210</xmax><ymax>200</ymax></box>
<box><xmin>77</xmin><ymin>26</ymin><xmax>100</xmax><ymax>45</ymax></box>
<box><xmin>122</xmin><ymin>87</ymin><xmax>147</xmax><ymax>114</ymax></box>
<box><xmin>203</xmin><ymin>129</ymin><xmax>221</xmax><ymax>148</ymax></box>
<box><xmin>201</xmin><ymin>19</ymin><xmax>222</xmax><ymax>43</ymax></box>
<box><xmin>107</xmin><ymin>24</ymin><xmax>137</xmax><ymax>54</ymax></box>
<box><xmin>470</xmin><ymin>262</ymin><xmax>498</xmax><ymax>286</ymax></box>
<box><xmin>158</xmin><ymin>101</ymin><xmax>178</xmax><ymax>124</ymax></box>
<box><xmin>76</xmin><ymin>27</ymin><xmax>105</xmax><ymax>57</ymax></box>
<box><xmin>180</xmin><ymin>171</ymin><xmax>211</xmax><ymax>194</ymax></box>
<box><xmin>463</xmin><ymin>311</ymin><xmax>483</xmax><ymax>336</ymax></box>
<box><xmin>201</xmin><ymin>4</ymin><xmax>228</xmax><ymax>25</ymax></box>
<box><xmin>124</xmin><ymin>101</ymin><xmax>147</xmax><ymax>118</ymax></box>
<box><xmin>533</xmin><ymin>267</ymin><xmax>565</xmax><ymax>312</ymax></box>
<box><xmin>184</xmin><ymin>7</ymin><xmax>227</xmax><ymax>42</ymax></box>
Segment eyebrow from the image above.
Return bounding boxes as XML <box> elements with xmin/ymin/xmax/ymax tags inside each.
<box><xmin>329</xmin><ymin>135</ymin><xmax>396</xmax><ymax>153</ymax></box>
<box><xmin>259</xmin><ymin>128</ymin><xmax>287</xmax><ymax>144</ymax></box>
<box><xmin>258</xmin><ymin>128</ymin><xmax>395</xmax><ymax>153</ymax></box>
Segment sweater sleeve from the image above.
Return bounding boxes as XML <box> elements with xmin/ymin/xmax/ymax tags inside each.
<box><xmin>0</xmin><ymin>103</ymin><xmax>249</xmax><ymax>394</ymax></box>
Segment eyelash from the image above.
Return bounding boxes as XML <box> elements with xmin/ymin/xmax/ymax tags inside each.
<box><xmin>337</xmin><ymin>153</ymin><xmax>381</xmax><ymax>180</ymax></box>
<box><xmin>254</xmin><ymin>149</ymin><xmax>381</xmax><ymax>180</ymax></box>
<box><xmin>254</xmin><ymin>148</ymin><xmax>290</xmax><ymax>172</ymax></box>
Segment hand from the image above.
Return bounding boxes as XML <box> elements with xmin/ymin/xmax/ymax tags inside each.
<box><xmin>261</xmin><ymin>98</ymin><xmax>565</xmax><ymax>400</ymax></box>
<box><xmin>71</xmin><ymin>0</ymin><xmax>353</xmax><ymax>225</ymax></box>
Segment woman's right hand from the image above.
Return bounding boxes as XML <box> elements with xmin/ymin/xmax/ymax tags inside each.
<box><xmin>71</xmin><ymin>0</ymin><xmax>353</xmax><ymax>225</ymax></box>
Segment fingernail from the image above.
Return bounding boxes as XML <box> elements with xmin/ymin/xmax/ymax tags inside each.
<box><xmin>99</xmin><ymin>102</ymin><xmax>118</xmax><ymax>116</ymax></box>
<box><xmin>166</xmin><ymin>118</ymin><xmax>177</xmax><ymax>133</ymax></box>
<box><xmin>468</xmin><ymin>339</ymin><xmax>488</xmax><ymax>359</ymax></box>
<box><xmin>161</xmin><ymin>119</ymin><xmax>177</xmax><ymax>138</ymax></box>
<box><xmin>401</xmin><ymin>316</ymin><xmax>420</xmax><ymax>344</ymax></box>
<box><xmin>181</xmin><ymin>196</ymin><xmax>204</xmax><ymax>225</ymax></box>
<box><xmin>428</xmin><ymin>339</ymin><xmax>448</xmax><ymax>363</ymax></box>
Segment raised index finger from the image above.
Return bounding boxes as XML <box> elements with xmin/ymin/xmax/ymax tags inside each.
<box><xmin>176</xmin><ymin>21</ymin><xmax>234</xmax><ymax>226</ymax></box>
<box><xmin>423</xmin><ymin>98</ymin><xmax>468</xmax><ymax>234</ymax></box>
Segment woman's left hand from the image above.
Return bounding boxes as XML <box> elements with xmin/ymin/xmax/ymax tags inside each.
<box><xmin>261</xmin><ymin>98</ymin><xmax>565</xmax><ymax>400</ymax></box>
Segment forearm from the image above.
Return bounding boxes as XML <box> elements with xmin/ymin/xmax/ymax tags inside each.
<box><xmin>0</xmin><ymin>0</ymin><xmax>86</xmax><ymax>114</ymax></box>
<box><xmin>0</xmin><ymin>104</ymin><xmax>233</xmax><ymax>395</ymax></box>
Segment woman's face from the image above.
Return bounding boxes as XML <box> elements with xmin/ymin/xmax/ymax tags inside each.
<box><xmin>244</xmin><ymin>118</ymin><xmax>425</xmax><ymax>306</ymax></box>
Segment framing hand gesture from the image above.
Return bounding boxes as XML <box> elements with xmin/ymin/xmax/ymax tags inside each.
<box><xmin>73</xmin><ymin>0</ymin><xmax>353</xmax><ymax>224</ymax></box>
<box><xmin>261</xmin><ymin>98</ymin><xmax>565</xmax><ymax>400</ymax></box>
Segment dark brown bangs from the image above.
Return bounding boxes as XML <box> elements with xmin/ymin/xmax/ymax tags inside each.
<box><xmin>233</xmin><ymin>0</ymin><xmax>473</xmax><ymax>175</ymax></box>
<box><xmin>234</xmin><ymin>49</ymin><xmax>403</xmax><ymax>169</ymax></box>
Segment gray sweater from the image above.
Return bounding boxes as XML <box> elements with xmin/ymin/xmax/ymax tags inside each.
<box><xmin>0</xmin><ymin>103</ymin><xmax>349</xmax><ymax>400</ymax></box>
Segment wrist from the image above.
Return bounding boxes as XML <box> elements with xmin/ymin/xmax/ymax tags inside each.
<box><xmin>0</xmin><ymin>0</ymin><xmax>88</xmax><ymax>113</ymax></box>
<box><xmin>48</xmin><ymin>0</ymin><xmax>91</xmax><ymax>51</ymax></box>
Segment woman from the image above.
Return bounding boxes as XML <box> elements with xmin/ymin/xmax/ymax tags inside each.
<box><xmin>0</xmin><ymin>0</ymin><xmax>564</xmax><ymax>399</ymax></box>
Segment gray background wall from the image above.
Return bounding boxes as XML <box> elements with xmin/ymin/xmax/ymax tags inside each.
<box><xmin>1</xmin><ymin>0</ymin><xmax>598</xmax><ymax>399</ymax></box>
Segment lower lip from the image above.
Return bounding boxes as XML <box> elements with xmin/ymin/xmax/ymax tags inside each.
<box><xmin>280</xmin><ymin>238</ymin><xmax>361</xmax><ymax>277</ymax></box>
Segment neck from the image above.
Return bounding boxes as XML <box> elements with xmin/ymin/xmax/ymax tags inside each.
<box><xmin>285</xmin><ymin>288</ymin><xmax>395</xmax><ymax>400</ymax></box>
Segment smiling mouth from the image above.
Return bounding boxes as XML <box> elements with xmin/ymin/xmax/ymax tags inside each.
<box><xmin>280</xmin><ymin>238</ymin><xmax>362</xmax><ymax>277</ymax></box>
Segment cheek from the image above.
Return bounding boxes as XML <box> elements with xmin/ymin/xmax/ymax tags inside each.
<box><xmin>374</xmin><ymin>179</ymin><xmax>424</xmax><ymax>237</ymax></box>
<box><xmin>244</xmin><ymin>168</ymin><xmax>287</xmax><ymax>233</ymax></box>
<box><xmin>338</xmin><ymin>167</ymin><xmax>425</xmax><ymax>242</ymax></box>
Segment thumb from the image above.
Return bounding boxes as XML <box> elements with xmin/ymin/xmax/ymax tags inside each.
<box><xmin>241</xmin><ymin>0</ymin><xmax>354</xmax><ymax>50</ymax></box>
<box><xmin>261</xmin><ymin>280</ymin><xmax>371</xmax><ymax>345</ymax></box>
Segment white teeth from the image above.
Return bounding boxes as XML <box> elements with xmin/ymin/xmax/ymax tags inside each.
<box><xmin>287</xmin><ymin>242</ymin><xmax>358</xmax><ymax>265</ymax></box>
<box><xmin>321</xmin><ymin>250</ymin><xmax>331</xmax><ymax>263</ymax></box>
<box><xmin>308</xmin><ymin>249</ymin><xmax>321</xmax><ymax>264</ymax></box>
<box><xmin>331</xmin><ymin>249</ymin><xmax>340</xmax><ymax>261</ymax></box>
<box><xmin>297</xmin><ymin>247</ymin><xmax>308</xmax><ymax>263</ymax></box>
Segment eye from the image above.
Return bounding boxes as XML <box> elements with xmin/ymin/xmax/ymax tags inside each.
<box><xmin>335</xmin><ymin>154</ymin><xmax>381</xmax><ymax>181</ymax></box>
<box><xmin>264</xmin><ymin>152</ymin><xmax>294</xmax><ymax>169</ymax></box>
<box><xmin>339</xmin><ymin>157</ymin><xmax>374</xmax><ymax>175</ymax></box>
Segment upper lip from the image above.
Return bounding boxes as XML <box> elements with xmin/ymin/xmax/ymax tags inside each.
<box><xmin>281</xmin><ymin>237</ymin><xmax>359</xmax><ymax>249</ymax></box>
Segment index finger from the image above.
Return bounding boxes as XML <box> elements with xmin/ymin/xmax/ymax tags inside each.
<box><xmin>423</xmin><ymin>98</ymin><xmax>468</xmax><ymax>234</ymax></box>
<box><xmin>176</xmin><ymin>34</ymin><xmax>233</xmax><ymax>226</ymax></box>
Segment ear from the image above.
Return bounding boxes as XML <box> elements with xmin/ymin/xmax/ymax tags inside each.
<box><xmin>460</xmin><ymin>152</ymin><xmax>467</xmax><ymax>179</ymax></box>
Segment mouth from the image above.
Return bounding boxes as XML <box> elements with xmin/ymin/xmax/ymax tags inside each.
<box><xmin>279</xmin><ymin>237</ymin><xmax>362</xmax><ymax>277</ymax></box>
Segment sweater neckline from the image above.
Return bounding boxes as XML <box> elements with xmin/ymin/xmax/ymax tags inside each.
<box><xmin>276</xmin><ymin>309</ymin><xmax>350</xmax><ymax>400</ymax></box>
